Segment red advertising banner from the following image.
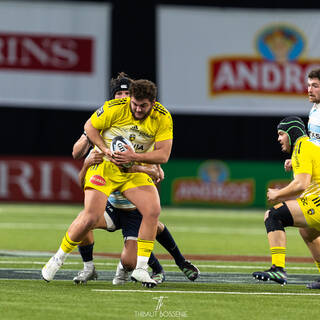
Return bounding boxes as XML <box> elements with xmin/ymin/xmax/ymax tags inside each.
<box><xmin>0</xmin><ymin>33</ymin><xmax>94</xmax><ymax>73</ymax></box>
<box><xmin>0</xmin><ymin>157</ymin><xmax>84</xmax><ymax>203</ymax></box>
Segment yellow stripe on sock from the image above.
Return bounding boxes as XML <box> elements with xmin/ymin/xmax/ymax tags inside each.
<box><xmin>137</xmin><ymin>238</ymin><xmax>154</xmax><ymax>258</ymax></box>
<box><xmin>315</xmin><ymin>261</ymin><xmax>320</xmax><ymax>273</ymax></box>
<box><xmin>60</xmin><ymin>232</ymin><xmax>81</xmax><ymax>254</ymax></box>
<box><xmin>271</xmin><ymin>246</ymin><xmax>286</xmax><ymax>268</ymax></box>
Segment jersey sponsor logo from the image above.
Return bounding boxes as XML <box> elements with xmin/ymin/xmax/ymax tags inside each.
<box><xmin>89</xmin><ymin>175</ymin><xmax>106</xmax><ymax>186</ymax></box>
<box><xmin>0</xmin><ymin>32</ymin><xmax>93</xmax><ymax>73</ymax></box>
<box><xmin>310</xmin><ymin>132</ymin><xmax>320</xmax><ymax>140</ymax></box>
<box><xmin>130</xmin><ymin>125</ymin><xmax>154</xmax><ymax>139</ymax></box>
<box><xmin>133</xmin><ymin>143</ymin><xmax>144</xmax><ymax>151</ymax></box>
<box><xmin>96</xmin><ymin>106</ymin><xmax>104</xmax><ymax>117</ymax></box>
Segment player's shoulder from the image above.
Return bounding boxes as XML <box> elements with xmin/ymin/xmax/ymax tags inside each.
<box><xmin>95</xmin><ymin>98</ymin><xmax>129</xmax><ymax>117</ymax></box>
<box><xmin>105</xmin><ymin>97</ymin><xmax>129</xmax><ymax>108</ymax></box>
<box><xmin>300</xmin><ymin>136</ymin><xmax>320</xmax><ymax>152</ymax></box>
<box><xmin>152</xmin><ymin>102</ymin><xmax>171</xmax><ymax>117</ymax></box>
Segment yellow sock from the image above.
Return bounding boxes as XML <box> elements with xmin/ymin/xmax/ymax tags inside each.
<box><xmin>60</xmin><ymin>232</ymin><xmax>81</xmax><ymax>254</ymax></box>
<box><xmin>315</xmin><ymin>261</ymin><xmax>320</xmax><ymax>273</ymax></box>
<box><xmin>137</xmin><ymin>238</ymin><xmax>154</xmax><ymax>258</ymax></box>
<box><xmin>271</xmin><ymin>247</ymin><xmax>286</xmax><ymax>268</ymax></box>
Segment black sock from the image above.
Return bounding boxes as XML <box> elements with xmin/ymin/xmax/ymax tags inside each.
<box><xmin>148</xmin><ymin>252</ymin><xmax>163</xmax><ymax>273</ymax></box>
<box><xmin>78</xmin><ymin>243</ymin><xmax>94</xmax><ymax>262</ymax></box>
<box><xmin>156</xmin><ymin>226</ymin><xmax>185</xmax><ymax>267</ymax></box>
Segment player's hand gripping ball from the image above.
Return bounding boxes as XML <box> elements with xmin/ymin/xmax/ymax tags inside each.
<box><xmin>110</xmin><ymin>136</ymin><xmax>135</xmax><ymax>168</ymax></box>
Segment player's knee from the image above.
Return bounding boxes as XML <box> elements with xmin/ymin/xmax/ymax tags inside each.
<box><xmin>151</xmin><ymin>205</ymin><xmax>161</xmax><ymax>220</ymax></box>
<box><xmin>121</xmin><ymin>255</ymin><xmax>136</xmax><ymax>271</ymax></box>
<box><xmin>157</xmin><ymin>221</ymin><xmax>165</xmax><ymax>235</ymax></box>
<box><xmin>264</xmin><ymin>203</ymin><xmax>294</xmax><ymax>233</ymax></box>
<box><xmin>82</xmin><ymin>211</ymin><xmax>101</xmax><ymax>229</ymax></box>
<box><xmin>122</xmin><ymin>261</ymin><xmax>135</xmax><ymax>271</ymax></box>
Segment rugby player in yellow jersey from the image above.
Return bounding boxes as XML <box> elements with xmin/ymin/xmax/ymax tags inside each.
<box><xmin>42</xmin><ymin>79</ymin><xmax>173</xmax><ymax>287</ymax></box>
<box><xmin>72</xmin><ymin>73</ymin><xmax>199</xmax><ymax>285</ymax></box>
<box><xmin>253</xmin><ymin>116</ymin><xmax>320</xmax><ymax>285</ymax></box>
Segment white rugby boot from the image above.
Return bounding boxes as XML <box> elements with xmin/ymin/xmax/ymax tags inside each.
<box><xmin>41</xmin><ymin>256</ymin><xmax>63</xmax><ymax>282</ymax></box>
<box><xmin>131</xmin><ymin>268</ymin><xmax>157</xmax><ymax>288</ymax></box>
<box><xmin>112</xmin><ymin>262</ymin><xmax>129</xmax><ymax>285</ymax></box>
<box><xmin>73</xmin><ymin>266</ymin><xmax>98</xmax><ymax>284</ymax></box>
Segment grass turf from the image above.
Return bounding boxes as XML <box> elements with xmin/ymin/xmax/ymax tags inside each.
<box><xmin>0</xmin><ymin>203</ymin><xmax>319</xmax><ymax>319</ymax></box>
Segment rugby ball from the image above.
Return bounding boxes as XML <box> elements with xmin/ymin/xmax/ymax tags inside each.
<box><xmin>110</xmin><ymin>136</ymin><xmax>135</xmax><ymax>168</ymax></box>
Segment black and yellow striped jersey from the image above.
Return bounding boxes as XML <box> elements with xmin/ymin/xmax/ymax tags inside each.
<box><xmin>292</xmin><ymin>136</ymin><xmax>320</xmax><ymax>197</ymax></box>
<box><xmin>90</xmin><ymin>97</ymin><xmax>173</xmax><ymax>154</ymax></box>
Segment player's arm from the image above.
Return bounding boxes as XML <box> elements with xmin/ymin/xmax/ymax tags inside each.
<box><xmin>84</xmin><ymin>119</ymin><xmax>113</xmax><ymax>159</ymax></box>
<box><xmin>113</xmin><ymin>139</ymin><xmax>173</xmax><ymax>165</ymax></box>
<box><xmin>284</xmin><ymin>159</ymin><xmax>292</xmax><ymax>172</ymax></box>
<box><xmin>72</xmin><ymin>133</ymin><xmax>92</xmax><ymax>160</ymax></box>
<box><xmin>267</xmin><ymin>173</ymin><xmax>311</xmax><ymax>202</ymax></box>
<box><xmin>128</xmin><ymin>164</ymin><xmax>163</xmax><ymax>184</ymax></box>
<box><xmin>78</xmin><ymin>150</ymin><xmax>104</xmax><ymax>189</ymax></box>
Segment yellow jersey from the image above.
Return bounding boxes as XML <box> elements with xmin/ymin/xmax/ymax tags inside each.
<box><xmin>292</xmin><ymin>136</ymin><xmax>320</xmax><ymax>197</ymax></box>
<box><xmin>90</xmin><ymin>97</ymin><xmax>173</xmax><ymax>154</ymax></box>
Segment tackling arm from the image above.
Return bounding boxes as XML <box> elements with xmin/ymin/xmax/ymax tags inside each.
<box><xmin>78</xmin><ymin>150</ymin><xmax>104</xmax><ymax>189</ymax></box>
<box><xmin>72</xmin><ymin>134</ymin><xmax>91</xmax><ymax>160</ymax></box>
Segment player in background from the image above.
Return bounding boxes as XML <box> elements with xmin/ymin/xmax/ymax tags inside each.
<box><xmin>42</xmin><ymin>77</ymin><xmax>176</xmax><ymax>287</ymax></box>
<box><xmin>282</xmin><ymin>69</ymin><xmax>320</xmax><ymax>289</ymax></box>
<box><xmin>253</xmin><ymin>116</ymin><xmax>320</xmax><ymax>286</ymax></box>
<box><xmin>71</xmin><ymin>72</ymin><xmax>199</xmax><ymax>285</ymax></box>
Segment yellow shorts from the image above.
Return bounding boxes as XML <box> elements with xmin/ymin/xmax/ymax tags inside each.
<box><xmin>84</xmin><ymin>160</ymin><xmax>154</xmax><ymax>196</ymax></box>
<box><xmin>297</xmin><ymin>195</ymin><xmax>320</xmax><ymax>231</ymax></box>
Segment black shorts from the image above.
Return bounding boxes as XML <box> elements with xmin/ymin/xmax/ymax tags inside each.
<box><xmin>105</xmin><ymin>201</ymin><xmax>142</xmax><ymax>240</ymax></box>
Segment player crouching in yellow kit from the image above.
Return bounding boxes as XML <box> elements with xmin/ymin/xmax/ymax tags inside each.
<box><xmin>42</xmin><ymin>79</ymin><xmax>173</xmax><ymax>287</ymax></box>
<box><xmin>253</xmin><ymin>116</ymin><xmax>320</xmax><ymax>286</ymax></box>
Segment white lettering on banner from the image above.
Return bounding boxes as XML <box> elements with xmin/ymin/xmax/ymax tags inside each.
<box><xmin>261</xmin><ymin>63</ymin><xmax>281</xmax><ymax>91</ymax></box>
<box><xmin>51</xmin><ymin>40</ymin><xmax>79</xmax><ymax>68</ymax></box>
<box><xmin>284</xmin><ymin>64</ymin><xmax>303</xmax><ymax>92</ymax></box>
<box><xmin>173</xmin><ymin>179</ymin><xmax>254</xmax><ymax>205</ymax></box>
<box><xmin>59</xmin><ymin>163</ymin><xmax>80</xmax><ymax>200</ymax></box>
<box><xmin>0</xmin><ymin>162</ymin><xmax>8</xmax><ymax>197</ymax></box>
<box><xmin>0</xmin><ymin>158</ymin><xmax>83</xmax><ymax>202</ymax></box>
<box><xmin>0</xmin><ymin>161</ymin><xmax>34</xmax><ymax>198</ymax></box>
<box><xmin>214</xmin><ymin>62</ymin><xmax>236</xmax><ymax>90</ymax></box>
<box><xmin>211</xmin><ymin>59</ymin><xmax>320</xmax><ymax>95</ymax></box>
<box><xmin>236</xmin><ymin>62</ymin><xmax>258</xmax><ymax>89</ymax></box>
<box><xmin>39</xmin><ymin>162</ymin><xmax>53</xmax><ymax>199</ymax></box>
<box><xmin>0</xmin><ymin>33</ymin><xmax>92</xmax><ymax>72</ymax></box>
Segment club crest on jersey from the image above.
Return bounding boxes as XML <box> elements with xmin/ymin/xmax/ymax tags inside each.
<box><xmin>129</xmin><ymin>134</ymin><xmax>136</xmax><ymax>141</ymax></box>
<box><xmin>90</xmin><ymin>175</ymin><xmax>106</xmax><ymax>186</ymax></box>
<box><xmin>307</xmin><ymin>209</ymin><xmax>315</xmax><ymax>215</ymax></box>
<box><xmin>96</xmin><ymin>106</ymin><xmax>104</xmax><ymax>117</ymax></box>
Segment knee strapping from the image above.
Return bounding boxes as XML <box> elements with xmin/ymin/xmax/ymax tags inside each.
<box><xmin>265</xmin><ymin>203</ymin><xmax>294</xmax><ymax>233</ymax></box>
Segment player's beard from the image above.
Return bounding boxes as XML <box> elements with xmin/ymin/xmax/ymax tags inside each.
<box><xmin>130</xmin><ymin>106</ymin><xmax>152</xmax><ymax>120</ymax></box>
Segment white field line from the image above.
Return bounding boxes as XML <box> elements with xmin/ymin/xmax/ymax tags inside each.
<box><xmin>92</xmin><ymin>289</ymin><xmax>320</xmax><ymax>296</ymax></box>
<box><xmin>0</xmin><ymin>260</ymin><xmax>316</xmax><ymax>271</ymax></box>
<box><xmin>0</xmin><ymin>222</ymin><xmax>300</xmax><ymax>235</ymax></box>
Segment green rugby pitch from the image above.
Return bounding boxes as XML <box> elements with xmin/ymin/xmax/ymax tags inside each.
<box><xmin>1</xmin><ymin>203</ymin><xmax>320</xmax><ymax>319</ymax></box>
